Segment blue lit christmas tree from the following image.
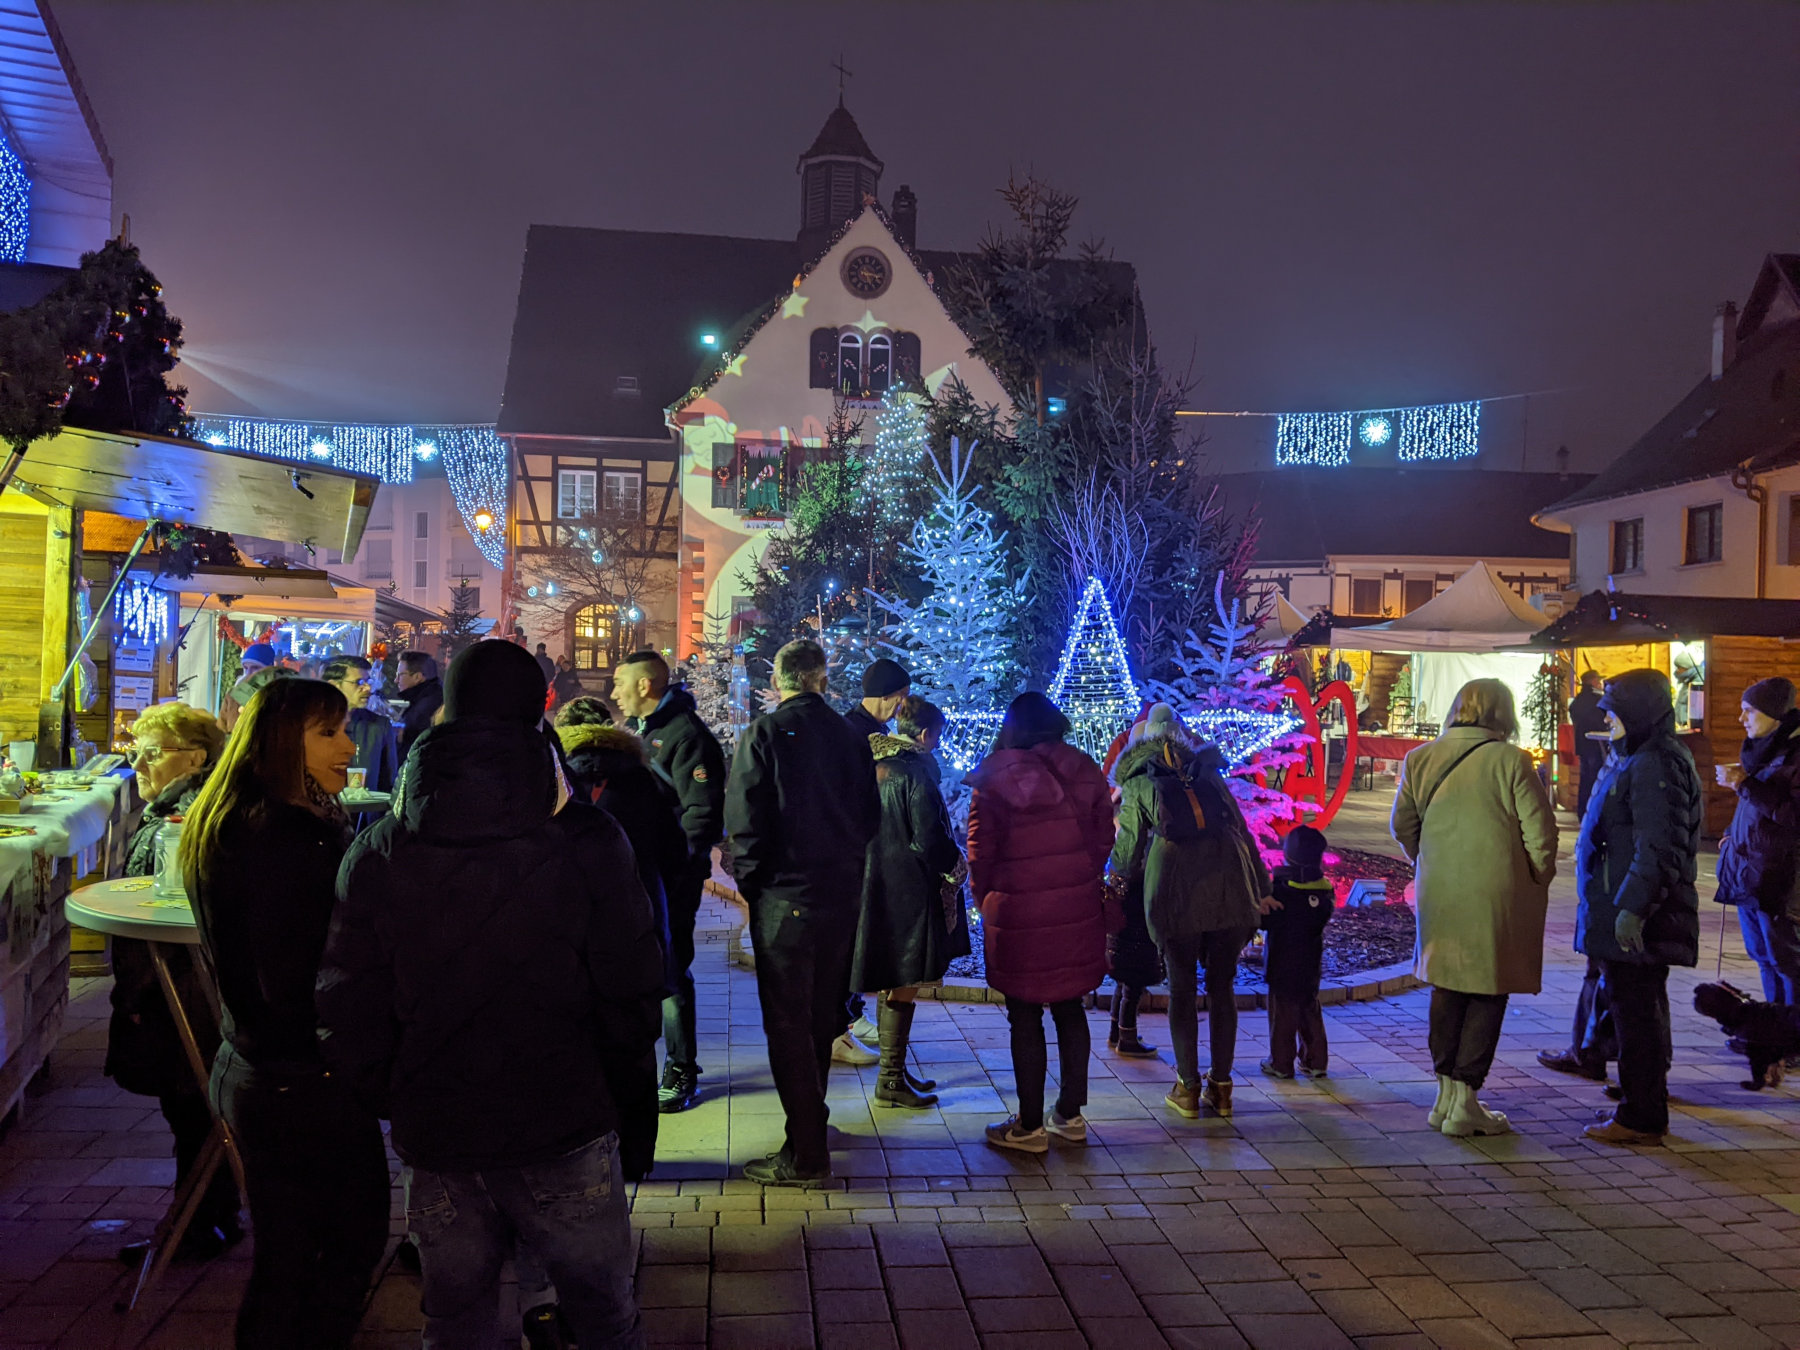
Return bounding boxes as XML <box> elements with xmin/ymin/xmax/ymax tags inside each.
<box><xmin>1049</xmin><ymin>576</ymin><xmax>1141</xmax><ymax>760</ymax></box>
<box><xmin>872</xmin><ymin>438</ymin><xmax>1026</xmax><ymax>716</ymax></box>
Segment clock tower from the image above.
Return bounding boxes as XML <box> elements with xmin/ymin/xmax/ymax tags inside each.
<box><xmin>797</xmin><ymin>101</ymin><xmax>883</xmax><ymax>253</ymax></box>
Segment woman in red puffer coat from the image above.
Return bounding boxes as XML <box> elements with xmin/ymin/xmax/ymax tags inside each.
<box><xmin>967</xmin><ymin>692</ymin><xmax>1115</xmax><ymax>1154</ymax></box>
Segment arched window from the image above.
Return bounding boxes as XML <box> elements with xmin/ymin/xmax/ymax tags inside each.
<box><xmin>571</xmin><ymin>603</ymin><xmax>618</xmax><ymax>672</ymax></box>
<box><xmin>838</xmin><ymin>332</ymin><xmax>863</xmax><ymax>392</ymax></box>
<box><xmin>866</xmin><ymin>333</ymin><xmax>892</xmax><ymax>392</ymax></box>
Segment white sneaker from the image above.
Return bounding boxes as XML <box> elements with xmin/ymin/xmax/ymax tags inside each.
<box><xmin>1427</xmin><ymin>1074</ymin><xmax>1452</xmax><ymax>1129</ymax></box>
<box><xmin>1046</xmin><ymin>1110</ymin><xmax>1087</xmax><ymax>1143</ymax></box>
<box><xmin>850</xmin><ymin>1015</ymin><xmax>879</xmax><ymax>1044</ymax></box>
<box><xmin>1440</xmin><ymin>1079</ymin><xmax>1512</xmax><ymax>1137</ymax></box>
<box><xmin>830</xmin><ymin>1032</ymin><xmax>878</xmax><ymax>1066</ymax></box>
<box><xmin>985</xmin><ymin>1117</ymin><xmax>1048</xmax><ymax>1154</ymax></box>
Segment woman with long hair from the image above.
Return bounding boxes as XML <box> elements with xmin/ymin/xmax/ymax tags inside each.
<box><xmin>1393</xmin><ymin>678</ymin><xmax>1558</xmax><ymax>1138</ymax></box>
<box><xmin>179</xmin><ymin>679</ymin><xmax>388</xmax><ymax>1350</ymax></box>
<box><xmin>967</xmin><ymin>692</ymin><xmax>1114</xmax><ymax>1153</ymax></box>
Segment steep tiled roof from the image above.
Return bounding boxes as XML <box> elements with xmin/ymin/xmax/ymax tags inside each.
<box><xmin>799</xmin><ymin>104</ymin><xmax>881</xmax><ymax>168</ymax></box>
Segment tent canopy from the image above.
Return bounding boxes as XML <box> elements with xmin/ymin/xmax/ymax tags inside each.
<box><xmin>1329</xmin><ymin>561</ymin><xmax>1548</xmax><ymax>652</ymax></box>
<box><xmin>1271</xmin><ymin>592</ymin><xmax>1312</xmax><ymax>639</ymax></box>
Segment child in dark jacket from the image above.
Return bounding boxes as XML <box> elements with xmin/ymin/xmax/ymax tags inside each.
<box><xmin>1261</xmin><ymin>825</ymin><xmax>1335</xmax><ymax>1079</ymax></box>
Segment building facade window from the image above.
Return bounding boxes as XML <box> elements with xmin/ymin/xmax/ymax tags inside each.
<box><xmin>1683</xmin><ymin>502</ymin><xmax>1723</xmax><ymax>565</ymax></box>
<box><xmin>1610</xmin><ymin>517</ymin><xmax>1644</xmax><ymax>574</ymax></box>
<box><xmin>558</xmin><ymin>469</ymin><xmax>597</xmax><ymax>519</ymax></box>
<box><xmin>415</xmin><ymin>510</ymin><xmax>430</xmax><ymax>540</ymax></box>
<box><xmin>837</xmin><ymin>333</ymin><xmax>862</xmax><ymax>391</ymax></box>
<box><xmin>1402</xmin><ymin>578</ymin><xmax>1435</xmax><ymax>613</ymax></box>
<box><xmin>602</xmin><ymin>470</ymin><xmax>643</xmax><ymax>519</ymax></box>
<box><xmin>1350</xmin><ymin>577</ymin><xmax>1383</xmax><ymax>616</ymax></box>
<box><xmin>572</xmin><ymin>602</ymin><xmax>616</xmax><ymax>671</ymax></box>
<box><xmin>866</xmin><ymin>333</ymin><xmax>892</xmax><ymax>391</ymax></box>
<box><xmin>363</xmin><ymin>538</ymin><xmax>392</xmax><ymax>580</ymax></box>
<box><xmin>1789</xmin><ymin>494</ymin><xmax>1800</xmax><ymax>566</ymax></box>
<box><xmin>413</xmin><ymin>560</ymin><xmax>428</xmax><ymax>589</ymax></box>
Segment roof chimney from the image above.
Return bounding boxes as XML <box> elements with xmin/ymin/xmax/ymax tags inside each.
<box><xmin>1712</xmin><ymin>300</ymin><xmax>1739</xmax><ymax>380</ymax></box>
<box><xmin>890</xmin><ymin>184</ymin><xmax>917</xmax><ymax>250</ymax></box>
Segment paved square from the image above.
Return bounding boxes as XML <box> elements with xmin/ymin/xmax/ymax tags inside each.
<box><xmin>1</xmin><ymin>795</ymin><xmax>1796</xmax><ymax>1346</ymax></box>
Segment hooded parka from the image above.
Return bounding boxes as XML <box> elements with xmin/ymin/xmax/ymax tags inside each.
<box><xmin>1110</xmin><ymin>734</ymin><xmax>1269</xmax><ymax>952</ymax></box>
<box><xmin>967</xmin><ymin>740</ymin><xmax>1114</xmax><ymax>1005</ymax></box>
<box><xmin>851</xmin><ymin>733</ymin><xmax>965</xmax><ymax>992</ymax></box>
<box><xmin>1392</xmin><ymin>725</ymin><xmax>1559</xmax><ymax>995</ymax></box>
<box><xmin>1574</xmin><ymin>671</ymin><xmax>1703</xmax><ymax>967</ymax></box>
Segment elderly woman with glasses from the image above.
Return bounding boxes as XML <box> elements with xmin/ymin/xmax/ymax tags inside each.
<box><xmin>106</xmin><ymin>702</ymin><xmax>243</xmax><ymax>1263</ymax></box>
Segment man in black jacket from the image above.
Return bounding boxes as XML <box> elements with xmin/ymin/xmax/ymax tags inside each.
<box><xmin>323</xmin><ymin>655</ymin><xmax>398</xmax><ymax>794</ymax></box>
<box><xmin>725</xmin><ymin>639</ymin><xmax>880</xmax><ymax>1186</ymax></box>
<box><xmin>844</xmin><ymin>657</ymin><xmax>910</xmax><ymax>740</ymax></box>
<box><xmin>613</xmin><ymin>650</ymin><xmax>727</xmax><ymax>1113</ymax></box>
<box><xmin>1571</xmin><ymin>669</ymin><xmax>1607</xmax><ymax>817</ymax></box>
<box><xmin>391</xmin><ymin>650</ymin><xmax>444</xmax><ymax>761</ymax></box>
<box><xmin>319</xmin><ymin>641</ymin><xmax>665</xmax><ymax>1347</ymax></box>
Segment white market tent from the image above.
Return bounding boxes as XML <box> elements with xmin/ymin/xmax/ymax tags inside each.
<box><xmin>1322</xmin><ymin>562</ymin><xmax>1554</xmax><ymax>748</ymax></box>
<box><xmin>1271</xmin><ymin>592</ymin><xmax>1313</xmax><ymax>639</ymax></box>
<box><xmin>1327</xmin><ymin>562</ymin><xmax>1547</xmax><ymax>653</ymax></box>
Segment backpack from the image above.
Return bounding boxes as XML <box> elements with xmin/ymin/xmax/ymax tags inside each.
<box><xmin>1148</xmin><ymin>742</ymin><xmax>1218</xmax><ymax>844</ymax></box>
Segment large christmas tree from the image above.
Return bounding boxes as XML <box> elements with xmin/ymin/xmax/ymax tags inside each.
<box><xmin>684</xmin><ymin>611</ymin><xmax>740</xmax><ymax>748</ymax></box>
<box><xmin>871</xmin><ymin>437</ymin><xmax>1026</xmax><ymax>714</ymax></box>
<box><xmin>867</xmin><ymin>385</ymin><xmax>930</xmax><ymax>541</ymax></box>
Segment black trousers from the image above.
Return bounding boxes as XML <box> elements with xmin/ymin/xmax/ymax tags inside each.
<box><xmin>1004</xmin><ymin>997</ymin><xmax>1088</xmax><ymax>1131</ymax></box>
<box><xmin>1428</xmin><ymin>987</ymin><xmax>1509</xmax><ymax>1088</ymax></box>
<box><xmin>662</xmin><ymin>859</ymin><xmax>709</xmax><ymax>1074</ymax></box>
<box><xmin>162</xmin><ymin>1086</ymin><xmax>242</xmax><ymax>1236</ymax></box>
<box><xmin>210</xmin><ymin>1048</ymin><xmax>390</xmax><ymax>1350</ymax></box>
<box><xmin>748</xmin><ymin>894</ymin><xmax>858</xmax><ymax>1174</ymax></box>
<box><xmin>1603</xmin><ymin>960</ymin><xmax>1672</xmax><ymax>1134</ymax></box>
<box><xmin>1165</xmin><ymin>928</ymin><xmax>1254</xmax><ymax>1087</ymax></box>
<box><xmin>1267</xmin><ymin>990</ymin><xmax>1328</xmax><ymax>1074</ymax></box>
<box><xmin>1571</xmin><ymin>956</ymin><xmax>1616</xmax><ymax>1069</ymax></box>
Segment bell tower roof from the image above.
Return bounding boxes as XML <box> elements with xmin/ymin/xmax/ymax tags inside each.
<box><xmin>797</xmin><ymin>103</ymin><xmax>882</xmax><ymax>172</ymax></box>
<box><xmin>795</xmin><ymin>102</ymin><xmax>883</xmax><ymax>248</ymax></box>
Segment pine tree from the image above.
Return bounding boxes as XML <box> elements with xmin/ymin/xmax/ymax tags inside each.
<box><xmin>868</xmin><ymin>385</ymin><xmax>930</xmax><ymax>543</ymax></box>
<box><xmin>871</xmin><ymin>437</ymin><xmax>1026</xmax><ymax>715</ymax></box>
<box><xmin>438</xmin><ymin>578</ymin><xmax>483</xmax><ymax>664</ymax></box>
<box><xmin>1148</xmin><ymin>573</ymin><xmax>1307</xmax><ymax>843</ymax></box>
<box><xmin>686</xmin><ymin>611</ymin><xmax>739</xmax><ymax>748</ymax></box>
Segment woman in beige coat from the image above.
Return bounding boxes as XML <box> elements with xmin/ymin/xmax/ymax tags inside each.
<box><xmin>1392</xmin><ymin>679</ymin><xmax>1558</xmax><ymax>1138</ymax></box>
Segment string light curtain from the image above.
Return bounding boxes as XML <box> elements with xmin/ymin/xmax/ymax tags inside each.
<box><xmin>189</xmin><ymin>414</ymin><xmax>511</xmax><ymax>566</ymax></box>
<box><xmin>0</xmin><ymin>129</ymin><xmax>29</xmax><ymax>263</ymax></box>
<box><xmin>1274</xmin><ymin>401</ymin><xmax>1481</xmax><ymax>467</ymax></box>
<box><xmin>113</xmin><ymin>578</ymin><xmax>171</xmax><ymax>646</ymax></box>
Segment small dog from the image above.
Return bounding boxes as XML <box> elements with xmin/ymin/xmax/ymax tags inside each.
<box><xmin>1693</xmin><ymin>982</ymin><xmax>1800</xmax><ymax>1090</ymax></box>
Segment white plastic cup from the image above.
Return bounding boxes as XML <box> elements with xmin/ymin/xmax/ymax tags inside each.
<box><xmin>8</xmin><ymin>742</ymin><xmax>35</xmax><ymax>771</ymax></box>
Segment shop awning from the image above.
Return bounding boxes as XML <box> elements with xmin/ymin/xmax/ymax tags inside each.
<box><xmin>140</xmin><ymin>563</ymin><xmax>341</xmax><ymax>601</ymax></box>
<box><xmin>4</xmin><ymin>426</ymin><xmax>376</xmax><ymax>557</ymax></box>
<box><xmin>1521</xmin><ymin>590</ymin><xmax>1800</xmax><ymax>647</ymax></box>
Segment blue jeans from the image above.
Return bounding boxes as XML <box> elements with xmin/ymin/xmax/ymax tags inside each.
<box><xmin>405</xmin><ymin>1132</ymin><xmax>642</xmax><ymax>1350</ymax></box>
<box><xmin>1739</xmin><ymin>905</ymin><xmax>1800</xmax><ymax>1005</ymax></box>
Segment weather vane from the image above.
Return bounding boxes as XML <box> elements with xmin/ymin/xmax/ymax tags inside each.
<box><xmin>831</xmin><ymin>53</ymin><xmax>852</xmax><ymax>105</ymax></box>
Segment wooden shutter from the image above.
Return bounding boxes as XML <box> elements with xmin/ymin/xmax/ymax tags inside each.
<box><xmin>893</xmin><ymin>332</ymin><xmax>922</xmax><ymax>388</ymax></box>
<box><xmin>711</xmin><ymin>443</ymin><xmax>738</xmax><ymax>510</ymax></box>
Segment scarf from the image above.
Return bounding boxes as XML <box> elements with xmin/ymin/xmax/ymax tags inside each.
<box><xmin>1742</xmin><ymin>710</ymin><xmax>1800</xmax><ymax>777</ymax></box>
<box><xmin>304</xmin><ymin>773</ymin><xmax>352</xmax><ymax>832</ymax></box>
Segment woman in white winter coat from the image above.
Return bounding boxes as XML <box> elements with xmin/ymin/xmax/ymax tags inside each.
<box><xmin>1392</xmin><ymin>678</ymin><xmax>1558</xmax><ymax>1138</ymax></box>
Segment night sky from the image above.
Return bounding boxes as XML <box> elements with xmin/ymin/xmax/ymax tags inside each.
<box><xmin>53</xmin><ymin>1</ymin><xmax>1800</xmax><ymax>473</ymax></box>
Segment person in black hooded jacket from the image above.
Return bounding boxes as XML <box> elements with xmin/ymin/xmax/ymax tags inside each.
<box><xmin>319</xmin><ymin>640</ymin><xmax>665</xmax><ymax>1350</ymax></box>
<box><xmin>1715</xmin><ymin>677</ymin><xmax>1800</xmax><ymax>1012</ymax></box>
<box><xmin>1575</xmin><ymin>667</ymin><xmax>1702</xmax><ymax>1146</ymax></box>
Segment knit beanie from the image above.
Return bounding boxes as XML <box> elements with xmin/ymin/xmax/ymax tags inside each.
<box><xmin>241</xmin><ymin>643</ymin><xmax>277</xmax><ymax>668</ymax></box>
<box><xmin>1283</xmin><ymin>825</ymin><xmax>1328</xmax><ymax>870</ymax></box>
<box><xmin>862</xmin><ymin>658</ymin><xmax>911</xmax><ymax>698</ymax></box>
<box><xmin>1743</xmin><ymin>677</ymin><xmax>1796</xmax><ymax>720</ymax></box>
<box><xmin>444</xmin><ymin>639</ymin><xmax>547</xmax><ymax>726</ymax></box>
<box><xmin>1145</xmin><ymin>702</ymin><xmax>1180</xmax><ymax>735</ymax></box>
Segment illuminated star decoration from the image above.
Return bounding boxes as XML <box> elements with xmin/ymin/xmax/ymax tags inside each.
<box><xmin>1276</xmin><ymin>400</ymin><xmax>1480</xmax><ymax>466</ymax></box>
<box><xmin>780</xmin><ymin>291</ymin><xmax>810</xmax><ymax>319</ymax></box>
<box><xmin>113</xmin><ymin>579</ymin><xmax>171</xmax><ymax>647</ymax></box>
<box><xmin>852</xmin><ymin>308</ymin><xmax>885</xmax><ymax>334</ymax></box>
<box><xmin>722</xmin><ymin>353</ymin><xmax>747</xmax><ymax>378</ymax></box>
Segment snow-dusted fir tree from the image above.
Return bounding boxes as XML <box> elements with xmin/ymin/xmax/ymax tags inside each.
<box><xmin>1149</xmin><ymin>574</ymin><xmax>1308</xmax><ymax>843</ymax></box>
<box><xmin>872</xmin><ymin>437</ymin><xmax>1027</xmax><ymax>714</ymax></box>
<box><xmin>684</xmin><ymin>612</ymin><xmax>738</xmax><ymax>749</ymax></box>
<box><xmin>867</xmin><ymin>385</ymin><xmax>930</xmax><ymax>539</ymax></box>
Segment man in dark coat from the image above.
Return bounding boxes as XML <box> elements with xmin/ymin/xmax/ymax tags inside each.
<box><xmin>391</xmin><ymin>650</ymin><xmax>443</xmax><ymax>761</ymax></box>
<box><xmin>1571</xmin><ymin>670</ymin><xmax>1608</xmax><ymax>817</ymax></box>
<box><xmin>724</xmin><ymin>639</ymin><xmax>880</xmax><ymax>1185</ymax></box>
<box><xmin>533</xmin><ymin>641</ymin><xmax>556</xmax><ymax>685</ymax></box>
<box><xmin>319</xmin><ymin>641</ymin><xmax>666</xmax><ymax>1347</ymax></box>
<box><xmin>324</xmin><ymin>655</ymin><xmax>398</xmax><ymax>794</ymax></box>
<box><xmin>1575</xmin><ymin>668</ymin><xmax>1702</xmax><ymax>1145</ymax></box>
<box><xmin>613</xmin><ymin>649</ymin><xmax>727</xmax><ymax>1113</ymax></box>
<box><xmin>1715</xmin><ymin>677</ymin><xmax>1800</xmax><ymax>1012</ymax></box>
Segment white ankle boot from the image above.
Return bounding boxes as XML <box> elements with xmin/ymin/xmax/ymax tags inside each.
<box><xmin>1439</xmin><ymin>1079</ymin><xmax>1511</xmax><ymax>1137</ymax></box>
<box><xmin>1427</xmin><ymin>1074</ymin><xmax>1452</xmax><ymax>1129</ymax></box>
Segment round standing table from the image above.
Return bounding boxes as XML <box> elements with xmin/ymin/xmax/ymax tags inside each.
<box><xmin>65</xmin><ymin>877</ymin><xmax>248</xmax><ymax>1312</ymax></box>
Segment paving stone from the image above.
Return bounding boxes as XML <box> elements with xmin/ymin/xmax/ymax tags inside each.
<box><xmin>1586</xmin><ymin>1305</ymin><xmax>1692</xmax><ymax>1344</ymax></box>
<box><xmin>1211</xmin><ymin>1279</ymin><xmax>1320</xmax><ymax>1315</ymax></box>
<box><xmin>895</xmin><ymin>1307</ymin><xmax>980</xmax><ymax>1350</ymax></box>
<box><xmin>642</xmin><ymin>1305</ymin><xmax>707</xmax><ymax>1346</ymax></box>
<box><xmin>1076</xmin><ymin>1315</ymin><xmax>1173</xmax><ymax>1348</ymax></box>
<box><xmin>637</xmin><ymin>1263</ymin><xmax>708</xmax><ymax>1309</ymax></box>
<box><xmin>1055</xmin><ymin>1264</ymin><xmax>1146</xmax><ymax>1317</ymax></box>
<box><xmin>1311</xmin><ymin>1287</ymin><xmax>1417</xmax><ymax>1336</ymax></box>
<box><xmin>1162</xmin><ymin>1328</ymin><xmax>1251</xmax><ymax>1350</ymax></box>
<box><xmin>1665</xmin><ymin>1313</ymin><xmax>1777</xmax><ymax>1349</ymax></box>
<box><xmin>1454</xmin><ymin>1281</ymin><xmax>1597</xmax><ymax>1339</ymax></box>
<box><xmin>818</xmin><ymin>1322</ymin><xmax>899</xmax><ymax>1350</ymax></box>
<box><xmin>710</xmin><ymin>1226</ymin><xmax>804</xmax><ymax>1272</ymax></box>
<box><xmin>965</xmin><ymin>1294</ymin><xmax>1078</xmax><ymax>1332</ymax></box>
<box><xmin>1229</xmin><ymin>1312</ymin><xmax>1356</xmax><ymax>1349</ymax></box>
<box><xmin>1408</xmin><ymin>1316</ymin><xmax>1516</xmax><ymax>1350</ymax></box>
<box><xmin>815</xmin><ymin>1288</ymin><xmax>892</xmax><ymax>1323</ymax></box>
<box><xmin>1116</xmin><ymin>1242</ymin><xmax>1206</xmax><ymax>1295</ymax></box>
<box><xmin>709</xmin><ymin>1313</ymin><xmax>817</xmax><ymax>1348</ymax></box>
<box><xmin>1031</xmin><ymin>1220</ymin><xmax>1112</xmax><ymax>1265</ymax></box>
<box><xmin>810</xmin><ymin>1245</ymin><xmax>882</xmax><ymax>1289</ymax></box>
<box><xmin>948</xmin><ymin>1241</ymin><xmax>1056</xmax><ymax>1298</ymax></box>
<box><xmin>1371</xmin><ymin>1275</ymin><xmax>1476</xmax><ymax>1321</ymax></box>
<box><xmin>875</xmin><ymin>1224</ymin><xmax>949</xmax><ymax>1267</ymax></box>
<box><xmin>709</xmin><ymin>1269</ymin><xmax>809</xmax><ymax>1317</ymax></box>
<box><xmin>1185</xmin><ymin>1250</ymin><xmax>1292</xmax><ymax>1283</ymax></box>
<box><xmin>885</xmin><ymin>1264</ymin><xmax>964</xmax><ymax>1310</ymax></box>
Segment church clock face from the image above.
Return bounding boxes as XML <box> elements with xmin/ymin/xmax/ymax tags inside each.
<box><xmin>841</xmin><ymin>247</ymin><xmax>891</xmax><ymax>300</ymax></box>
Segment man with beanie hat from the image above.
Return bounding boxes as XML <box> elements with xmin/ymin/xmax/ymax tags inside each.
<box><xmin>320</xmin><ymin>640</ymin><xmax>666</xmax><ymax>1346</ymax></box>
<box><xmin>1716</xmin><ymin>677</ymin><xmax>1800</xmax><ymax>1018</ymax></box>
<box><xmin>847</xmin><ymin>658</ymin><xmax>911</xmax><ymax>740</ymax></box>
<box><xmin>1575</xmin><ymin>668</ymin><xmax>1702</xmax><ymax>1145</ymax></box>
<box><xmin>1260</xmin><ymin>826</ymin><xmax>1335</xmax><ymax>1080</ymax></box>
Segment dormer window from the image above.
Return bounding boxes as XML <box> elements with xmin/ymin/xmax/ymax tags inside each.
<box><xmin>614</xmin><ymin>375</ymin><xmax>640</xmax><ymax>396</ymax></box>
<box><xmin>812</xmin><ymin>327</ymin><xmax>916</xmax><ymax>397</ymax></box>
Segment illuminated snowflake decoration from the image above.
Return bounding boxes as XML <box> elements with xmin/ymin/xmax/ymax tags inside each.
<box><xmin>1357</xmin><ymin>415</ymin><xmax>1393</xmax><ymax>448</ymax></box>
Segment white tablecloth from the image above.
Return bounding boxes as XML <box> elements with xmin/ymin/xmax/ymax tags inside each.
<box><xmin>0</xmin><ymin>775</ymin><xmax>130</xmax><ymax>893</ymax></box>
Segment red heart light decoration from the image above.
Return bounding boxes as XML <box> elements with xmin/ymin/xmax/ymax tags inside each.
<box><xmin>1277</xmin><ymin>674</ymin><xmax>1357</xmax><ymax>833</ymax></box>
